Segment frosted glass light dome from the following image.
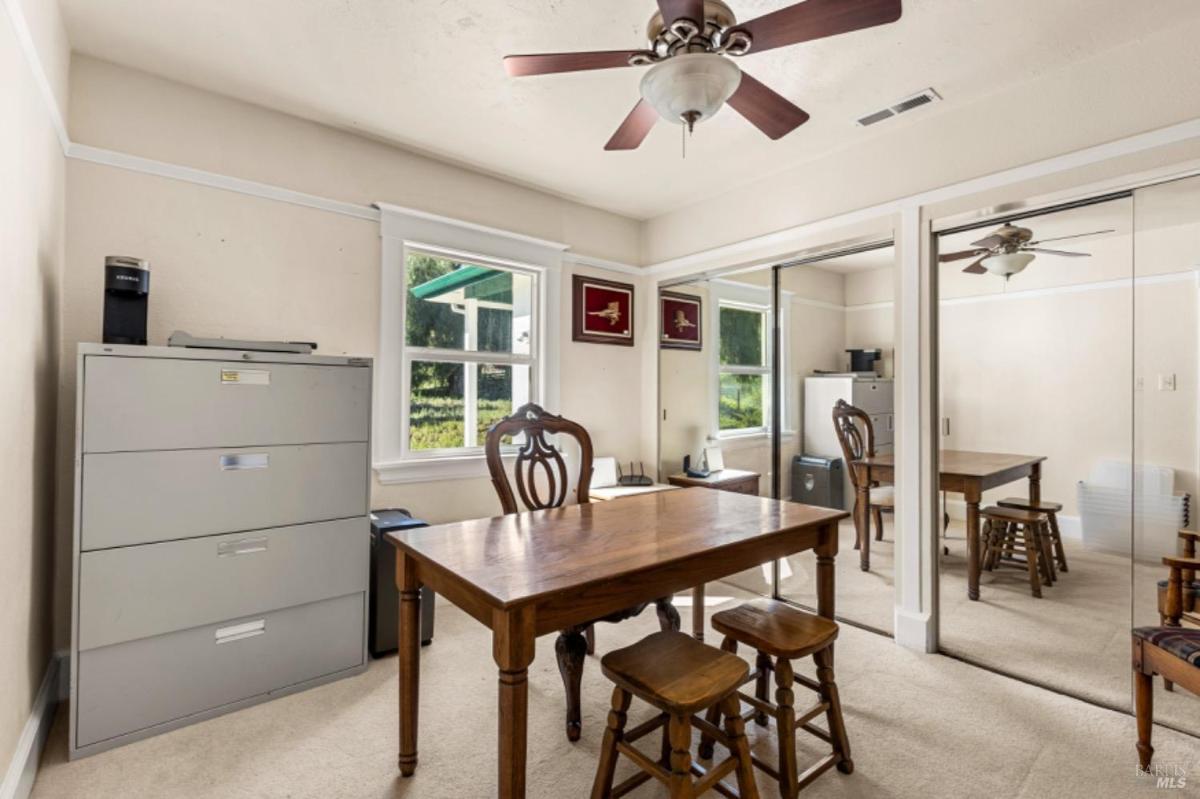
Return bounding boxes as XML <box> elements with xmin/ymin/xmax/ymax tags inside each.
<box><xmin>982</xmin><ymin>252</ymin><xmax>1035</xmax><ymax>277</ymax></box>
<box><xmin>639</xmin><ymin>53</ymin><xmax>742</xmax><ymax>128</ymax></box>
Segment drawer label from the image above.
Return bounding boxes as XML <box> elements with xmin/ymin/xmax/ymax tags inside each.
<box><xmin>220</xmin><ymin>369</ymin><xmax>270</xmax><ymax>386</ymax></box>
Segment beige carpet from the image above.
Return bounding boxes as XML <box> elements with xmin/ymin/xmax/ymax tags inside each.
<box><xmin>32</xmin><ymin>587</ymin><xmax>1200</xmax><ymax>798</ymax></box>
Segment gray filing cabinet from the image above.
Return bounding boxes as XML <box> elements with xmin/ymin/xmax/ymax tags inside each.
<box><xmin>70</xmin><ymin>344</ymin><xmax>372</xmax><ymax>758</ymax></box>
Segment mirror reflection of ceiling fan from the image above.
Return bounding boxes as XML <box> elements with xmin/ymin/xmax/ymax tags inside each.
<box><xmin>939</xmin><ymin>223</ymin><xmax>1116</xmax><ymax>278</ymax></box>
<box><xmin>503</xmin><ymin>0</ymin><xmax>903</xmax><ymax>150</ymax></box>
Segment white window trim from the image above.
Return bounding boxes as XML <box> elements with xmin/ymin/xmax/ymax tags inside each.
<box><xmin>375</xmin><ymin>204</ymin><xmax>564</xmax><ymax>484</ymax></box>
<box><xmin>707</xmin><ymin>279</ymin><xmax>789</xmax><ymax>441</ymax></box>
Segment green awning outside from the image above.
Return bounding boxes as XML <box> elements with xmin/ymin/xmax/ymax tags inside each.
<box><xmin>410</xmin><ymin>265</ymin><xmax>513</xmax><ymax>305</ymax></box>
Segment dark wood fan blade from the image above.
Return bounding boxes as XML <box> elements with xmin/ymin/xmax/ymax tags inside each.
<box><xmin>504</xmin><ymin>51</ymin><xmax>641</xmax><ymax>77</ymax></box>
<box><xmin>658</xmin><ymin>0</ymin><xmax>705</xmax><ymax>25</ymax></box>
<box><xmin>1026</xmin><ymin>229</ymin><xmax>1115</xmax><ymax>246</ymax></box>
<box><xmin>970</xmin><ymin>234</ymin><xmax>1008</xmax><ymax>249</ymax></box>
<box><xmin>939</xmin><ymin>248</ymin><xmax>988</xmax><ymax>263</ymax></box>
<box><xmin>731</xmin><ymin>0</ymin><xmax>902</xmax><ymax>54</ymax></box>
<box><xmin>727</xmin><ymin>71</ymin><xmax>810</xmax><ymax>140</ymax></box>
<box><xmin>963</xmin><ymin>257</ymin><xmax>988</xmax><ymax>274</ymax></box>
<box><xmin>1026</xmin><ymin>247</ymin><xmax>1090</xmax><ymax>257</ymax></box>
<box><xmin>605</xmin><ymin>99</ymin><xmax>658</xmax><ymax>151</ymax></box>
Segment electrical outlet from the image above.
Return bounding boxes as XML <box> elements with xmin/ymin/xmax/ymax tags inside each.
<box><xmin>1159</xmin><ymin>374</ymin><xmax>1177</xmax><ymax>392</ymax></box>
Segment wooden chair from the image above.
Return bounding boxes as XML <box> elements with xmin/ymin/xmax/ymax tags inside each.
<box><xmin>1134</xmin><ymin>551</ymin><xmax>1200</xmax><ymax>770</ymax></box>
<box><xmin>698</xmin><ymin>600</ymin><xmax>852</xmax><ymax>798</ymax></box>
<box><xmin>591</xmin><ymin>631</ymin><xmax>759</xmax><ymax>799</ymax></box>
<box><xmin>998</xmin><ymin>497</ymin><xmax>1068</xmax><ymax>572</ymax></box>
<box><xmin>484</xmin><ymin>402</ymin><xmax>680</xmax><ymax>742</ymax></box>
<box><xmin>832</xmin><ymin>399</ymin><xmax>893</xmax><ymax>548</ymax></box>
<box><xmin>1156</xmin><ymin>530</ymin><xmax>1200</xmax><ymax>628</ymax></box>
<box><xmin>979</xmin><ymin>506</ymin><xmax>1054</xmax><ymax>598</ymax></box>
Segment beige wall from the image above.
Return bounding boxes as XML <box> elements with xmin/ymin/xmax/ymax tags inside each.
<box><xmin>56</xmin><ymin>59</ymin><xmax>652</xmax><ymax>649</ymax></box>
<box><xmin>1</xmin><ymin>0</ymin><xmax>66</xmax><ymax>775</ymax></box>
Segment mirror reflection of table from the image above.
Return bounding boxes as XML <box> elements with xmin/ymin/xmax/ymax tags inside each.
<box><xmin>853</xmin><ymin>450</ymin><xmax>1045</xmax><ymax>599</ymax></box>
<box><xmin>667</xmin><ymin>468</ymin><xmax>761</xmax><ymax>495</ymax></box>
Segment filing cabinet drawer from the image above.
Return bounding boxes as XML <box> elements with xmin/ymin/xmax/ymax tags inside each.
<box><xmin>853</xmin><ymin>381</ymin><xmax>891</xmax><ymax>414</ymax></box>
<box><xmin>76</xmin><ymin>592</ymin><xmax>364</xmax><ymax>749</ymax></box>
<box><xmin>79</xmin><ymin>517</ymin><xmax>368</xmax><ymax>651</ymax></box>
<box><xmin>81</xmin><ymin>442</ymin><xmax>367</xmax><ymax>550</ymax></box>
<box><xmin>82</xmin><ymin>356</ymin><xmax>369</xmax><ymax>453</ymax></box>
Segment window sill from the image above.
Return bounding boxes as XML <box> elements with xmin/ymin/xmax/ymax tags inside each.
<box><xmin>374</xmin><ymin>453</ymin><xmax>514</xmax><ymax>485</ymax></box>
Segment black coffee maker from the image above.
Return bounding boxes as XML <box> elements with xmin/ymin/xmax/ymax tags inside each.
<box><xmin>103</xmin><ymin>256</ymin><xmax>150</xmax><ymax>345</ymax></box>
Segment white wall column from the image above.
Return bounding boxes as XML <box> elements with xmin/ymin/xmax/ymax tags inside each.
<box><xmin>893</xmin><ymin>204</ymin><xmax>939</xmax><ymax>651</ymax></box>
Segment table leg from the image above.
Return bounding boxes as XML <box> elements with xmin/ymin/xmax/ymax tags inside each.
<box><xmin>965</xmin><ymin>487</ymin><xmax>982</xmax><ymax>601</ymax></box>
<box><xmin>816</xmin><ymin>521</ymin><xmax>837</xmax><ymax>621</ymax></box>
<box><xmin>1029</xmin><ymin>461</ymin><xmax>1041</xmax><ymax>505</ymax></box>
<box><xmin>494</xmin><ymin>606</ymin><xmax>536</xmax><ymax>799</ymax></box>
<box><xmin>854</xmin><ymin>465</ymin><xmax>871</xmax><ymax>572</ymax></box>
<box><xmin>396</xmin><ymin>552</ymin><xmax>421</xmax><ymax>776</ymax></box>
<box><xmin>692</xmin><ymin>584</ymin><xmax>705</xmax><ymax>642</ymax></box>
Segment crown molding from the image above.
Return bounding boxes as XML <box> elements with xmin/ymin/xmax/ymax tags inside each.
<box><xmin>1</xmin><ymin>0</ymin><xmax>69</xmax><ymax>152</ymax></box>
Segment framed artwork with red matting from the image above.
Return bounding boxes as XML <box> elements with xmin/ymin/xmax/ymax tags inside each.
<box><xmin>572</xmin><ymin>275</ymin><xmax>634</xmax><ymax>346</ymax></box>
<box><xmin>659</xmin><ymin>291</ymin><xmax>702</xmax><ymax>350</ymax></box>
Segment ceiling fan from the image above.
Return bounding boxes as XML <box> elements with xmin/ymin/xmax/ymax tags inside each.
<box><xmin>503</xmin><ymin>0</ymin><xmax>903</xmax><ymax>150</ymax></box>
<box><xmin>939</xmin><ymin>223</ymin><xmax>1116</xmax><ymax>278</ymax></box>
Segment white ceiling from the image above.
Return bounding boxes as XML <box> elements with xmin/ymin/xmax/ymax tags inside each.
<box><xmin>59</xmin><ymin>0</ymin><xmax>1200</xmax><ymax>220</ymax></box>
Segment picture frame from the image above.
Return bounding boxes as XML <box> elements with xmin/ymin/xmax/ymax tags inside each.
<box><xmin>659</xmin><ymin>290</ymin><xmax>703</xmax><ymax>350</ymax></box>
<box><xmin>572</xmin><ymin>275</ymin><xmax>635</xmax><ymax>346</ymax></box>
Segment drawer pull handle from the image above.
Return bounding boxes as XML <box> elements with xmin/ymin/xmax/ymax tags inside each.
<box><xmin>218</xmin><ymin>537</ymin><xmax>268</xmax><ymax>557</ymax></box>
<box><xmin>220</xmin><ymin>453</ymin><xmax>269</xmax><ymax>471</ymax></box>
<box><xmin>215</xmin><ymin>619</ymin><xmax>266</xmax><ymax>645</ymax></box>
<box><xmin>220</xmin><ymin>368</ymin><xmax>270</xmax><ymax>386</ymax></box>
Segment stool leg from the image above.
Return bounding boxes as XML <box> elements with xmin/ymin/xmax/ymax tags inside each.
<box><xmin>591</xmin><ymin>688</ymin><xmax>630</xmax><ymax>799</ymax></box>
<box><xmin>774</xmin><ymin>658</ymin><xmax>799</xmax><ymax>799</ymax></box>
<box><xmin>667</xmin><ymin>714</ymin><xmax>695</xmax><ymax>799</ymax></box>
<box><xmin>754</xmin><ymin>651</ymin><xmax>773</xmax><ymax>727</ymax></box>
<box><xmin>721</xmin><ymin>693</ymin><xmax>760</xmax><ymax>799</ymax></box>
<box><xmin>981</xmin><ymin>520</ymin><xmax>995</xmax><ymax>571</ymax></box>
<box><xmin>699</xmin><ymin>637</ymin><xmax>736</xmax><ymax>759</ymax></box>
<box><xmin>1039</xmin><ymin>522</ymin><xmax>1056</xmax><ymax>584</ymax></box>
<box><xmin>814</xmin><ymin>646</ymin><xmax>854</xmax><ymax>775</ymax></box>
<box><xmin>1049</xmin><ymin>512</ymin><xmax>1068</xmax><ymax>572</ymax></box>
<box><xmin>1022</xmin><ymin>525</ymin><xmax>1043</xmax><ymax>598</ymax></box>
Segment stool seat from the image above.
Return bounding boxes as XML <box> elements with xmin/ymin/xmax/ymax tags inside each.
<box><xmin>711</xmin><ymin>599</ymin><xmax>839</xmax><ymax>660</ymax></box>
<box><xmin>997</xmin><ymin>497</ymin><xmax>1064</xmax><ymax>514</ymax></box>
<box><xmin>981</xmin><ymin>505</ymin><xmax>1047</xmax><ymax>525</ymax></box>
<box><xmin>601</xmin><ymin>631</ymin><xmax>748</xmax><ymax>715</ymax></box>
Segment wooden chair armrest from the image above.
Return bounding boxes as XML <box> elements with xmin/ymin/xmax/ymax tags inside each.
<box><xmin>1179</xmin><ymin>530</ymin><xmax>1200</xmax><ymax>541</ymax></box>
<box><xmin>1163</xmin><ymin>556</ymin><xmax>1200</xmax><ymax>570</ymax></box>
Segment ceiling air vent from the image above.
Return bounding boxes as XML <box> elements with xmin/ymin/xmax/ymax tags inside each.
<box><xmin>857</xmin><ymin>87</ymin><xmax>941</xmax><ymax>127</ymax></box>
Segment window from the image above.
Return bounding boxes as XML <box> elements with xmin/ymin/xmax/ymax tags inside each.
<box><xmin>375</xmin><ymin>203</ymin><xmax>564</xmax><ymax>484</ymax></box>
<box><xmin>403</xmin><ymin>250</ymin><xmax>538</xmax><ymax>455</ymax></box>
<box><xmin>717</xmin><ymin>302</ymin><xmax>770</xmax><ymax>434</ymax></box>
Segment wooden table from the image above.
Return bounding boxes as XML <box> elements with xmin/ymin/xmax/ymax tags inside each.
<box><xmin>667</xmin><ymin>468</ymin><xmax>761</xmax><ymax>495</ymax></box>
<box><xmin>852</xmin><ymin>450</ymin><xmax>1045</xmax><ymax>600</ymax></box>
<box><xmin>387</xmin><ymin>487</ymin><xmax>846</xmax><ymax>798</ymax></box>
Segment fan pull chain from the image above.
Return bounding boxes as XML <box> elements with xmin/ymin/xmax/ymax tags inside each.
<box><xmin>681</xmin><ymin>121</ymin><xmax>687</xmax><ymax>159</ymax></box>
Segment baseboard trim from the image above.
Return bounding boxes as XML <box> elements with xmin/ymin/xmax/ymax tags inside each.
<box><xmin>894</xmin><ymin>607</ymin><xmax>936</xmax><ymax>653</ymax></box>
<box><xmin>0</xmin><ymin>653</ymin><xmax>64</xmax><ymax>799</ymax></box>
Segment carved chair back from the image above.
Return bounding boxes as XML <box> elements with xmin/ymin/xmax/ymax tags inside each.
<box><xmin>832</xmin><ymin>399</ymin><xmax>877</xmax><ymax>491</ymax></box>
<box><xmin>484</xmin><ymin>403</ymin><xmax>594</xmax><ymax>514</ymax></box>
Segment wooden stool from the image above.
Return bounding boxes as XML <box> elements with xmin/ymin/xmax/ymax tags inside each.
<box><xmin>699</xmin><ymin>600</ymin><xmax>852</xmax><ymax>798</ymax></box>
<box><xmin>591</xmin><ymin>631</ymin><xmax>759</xmax><ymax>799</ymax></box>
<box><xmin>980</xmin><ymin>506</ymin><xmax>1053</xmax><ymax>597</ymax></box>
<box><xmin>998</xmin><ymin>497</ymin><xmax>1068</xmax><ymax>572</ymax></box>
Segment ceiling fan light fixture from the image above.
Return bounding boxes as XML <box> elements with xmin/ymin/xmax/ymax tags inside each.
<box><xmin>639</xmin><ymin>52</ymin><xmax>741</xmax><ymax>129</ymax></box>
<box><xmin>982</xmin><ymin>252</ymin><xmax>1035</xmax><ymax>278</ymax></box>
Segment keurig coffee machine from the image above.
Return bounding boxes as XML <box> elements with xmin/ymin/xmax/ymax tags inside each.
<box><xmin>103</xmin><ymin>256</ymin><xmax>150</xmax><ymax>345</ymax></box>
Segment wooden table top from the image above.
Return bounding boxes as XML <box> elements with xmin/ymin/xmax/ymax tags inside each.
<box><xmin>667</xmin><ymin>468</ymin><xmax>760</xmax><ymax>488</ymax></box>
<box><xmin>858</xmin><ymin>449</ymin><xmax>1045</xmax><ymax>478</ymax></box>
<box><xmin>387</xmin><ymin>487</ymin><xmax>846</xmax><ymax>610</ymax></box>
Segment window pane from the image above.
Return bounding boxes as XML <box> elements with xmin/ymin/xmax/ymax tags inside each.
<box><xmin>719</xmin><ymin>373</ymin><xmax>764</xmax><ymax>430</ymax></box>
<box><xmin>406</xmin><ymin>251</ymin><xmax>533</xmax><ymax>355</ymax></box>
<box><xmin>719</xmin><ymin>307</ymin><xmax>764</xmax><ymax>366</ymax></box>
<box><xmin>476</xmin><ymin>363</ymin><xmax>531</xmax><ymax>444</ymax></box>
<box><xmin>409</xmin><ymin>361</ymin><xmax>465</xmax><ymax>450</ymax></box>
